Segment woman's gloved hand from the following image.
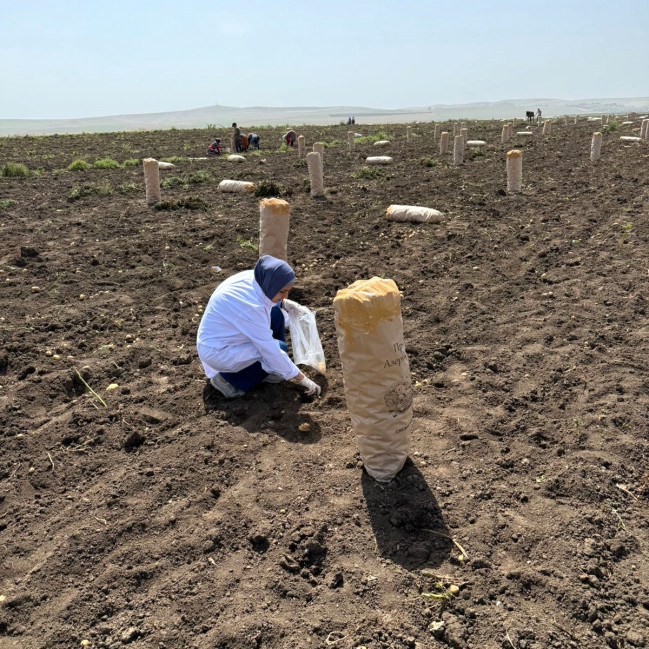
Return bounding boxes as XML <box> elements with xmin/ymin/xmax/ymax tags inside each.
<box><xmin>298</xmin><ymin>375</ymin><xmax>321</xmax><ymax>396</ymax></box>
<box><xmin>282</xmin><ymin>298</ymin><xmax>302</xmax><ymax>317</ymax></box>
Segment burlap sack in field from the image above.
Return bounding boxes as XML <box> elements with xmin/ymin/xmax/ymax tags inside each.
<box><xmin>333</xmin><ymin>277</ymin><xmax>412</xmax><ymax>482</ymax></box>
<box><xmin>259</xmin><ymin>198</ymin><xmax>290</xmax><ymax>261</ymax></box>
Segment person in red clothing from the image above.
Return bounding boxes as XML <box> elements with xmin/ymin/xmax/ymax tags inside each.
<box><xmin>283</xmin><ymin>130</ymin><xmax>297</xmax><ymax>147</ymax></box>
<box><xmin>207</xmin><ymin>138</ymin><xmax>222</xmax><ymax>155</ymax></box>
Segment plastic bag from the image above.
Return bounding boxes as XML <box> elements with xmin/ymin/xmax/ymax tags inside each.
<box><xmin>286</xmin><ymin>304</ymin><xmax>326</xmax><ymax>375</ymax></box>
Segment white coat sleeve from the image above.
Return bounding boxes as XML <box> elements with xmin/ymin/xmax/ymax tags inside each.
<box><xmin>237</xmin><ymin>308</ymin><xmax>300</xmax><ymax>379</ymax></box>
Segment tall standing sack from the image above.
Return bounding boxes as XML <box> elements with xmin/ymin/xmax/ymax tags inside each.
<box><xmin>333</xmin><ymin>277</ymin><xmax>412</xmax><ymax>482</ymax></box>
<box><xmin>258</xmin><ymin>198</ymin><xmax>290</xmax><ymax>261</ymax></box>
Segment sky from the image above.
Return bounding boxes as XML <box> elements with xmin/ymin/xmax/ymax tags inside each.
<box><xmin>1</xmin><ymin>0</ymin><xmax>648</xmax><ymax>120</ymax></box>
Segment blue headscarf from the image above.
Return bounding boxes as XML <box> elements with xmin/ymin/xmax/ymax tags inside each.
<box><xmin>253</xmin><ymin>255</ymin><xmax>295</xmax><ymax>299</ymax></box>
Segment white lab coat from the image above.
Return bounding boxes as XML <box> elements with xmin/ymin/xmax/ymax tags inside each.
<box><xmin>196</xmin><ymin>270</ymin><xmax>300</xmax><ymax>380</ymax></box>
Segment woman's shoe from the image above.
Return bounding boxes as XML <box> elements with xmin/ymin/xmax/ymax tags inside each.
<box><xmin>210</xmin><ymin>373</ymin><xmax>245</xmax><ymax>398</ymax></box>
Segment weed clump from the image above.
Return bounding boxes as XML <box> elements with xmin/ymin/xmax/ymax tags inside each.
<box><xmin>68</xmin><ymin>180</ymin><xmax>113</xmax><ymax>201</ymax></box>
<box><xmin>153</xmin><ymin>196</ymin><xmax>208</xmax><ymax>211</ymax></box>
<box><xmin>420</xmin><ymin>157</ymin><xmax>440</xmax><ymax>168</ymax></box>
<box><xmin>161</xmin><ymin>176</ymin><xmax>185</xmax><ymax>189</ymax></box>
<box><xmin>1</xmin><ymin>163</ymin><xmax>30</xmax><ymax>177</ymax></box>
<box><xmin>94</xmin><ymin>158</ymin><xmax>121</xmax><ymax>169</ymax></box>
<box><xmin>187</xmin><ymin>170</ymin><xmax>212</xmax><ymax>184</ymax></box>
<box><xmin>352</xmin><ymin>166</ymin><xmax>382</xmax><ymax>180</ymax></box>
<box><xmin>236</xmin><ymin>236</ymin><xmax>259</xmax><ymax>252</ymax></box>
<box><xmin>68</xmin><ymin>159</ymin><xmax>92</xmax><ymax>171</ymax></box>
<box><xmin>0</xmin><ymin>199</ymin><xmax>17</xmax><ymax>210</ymax></box>
<box><xmin>122</xmin><ymin>159</ymin><xmax>141</xmax><ymax>167</ymax></box>
<box><xmin>117</xmin><ymin>182</ymin><xmax>141</xmax><ymax>194</ymax></box>
<box><xmin>254</xmin><ymin>180</ymin><xmax>292</xmax><ymax>198</ymax></box>
<box><xmin>160</xmin><ymin>156</ymin><xmax>189</xmax><ymax>163</ymax></box>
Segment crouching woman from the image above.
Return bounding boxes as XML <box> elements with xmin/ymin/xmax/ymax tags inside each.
<box><xmin>196</xmin><ymin>255</ymin><xmax>321</xmax><ymax>398</ymax></box>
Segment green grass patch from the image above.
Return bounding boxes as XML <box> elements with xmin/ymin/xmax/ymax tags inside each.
<box><xmin>153</xmin><ymin>196</ymin><xmax>208</xmax><ymax>211</ymax></box>
<box><xmin>68</xmin><ymin>180</ymin><xmax>113</xmax><ymax>200</ymax></box>
<box><xmin>68</xmin><ymin>159</ymin><xmax>92</xmax><ymax>171</ymax></box>
<box><xmin>0</xmin><ymin>199</ymin><xmax>17</xmax><ymax>210</ymax></box>
<box><xmin>117</xmin><ymin>182</ymin><xmax>141</xmax><ymax>194</ymax></box>
<box><xmin>322</xmin><ymin>140</ymin><xmax>341</xmax><ymax>148</ymax></box>
<box><xmin>161</xmin><ymin>176</ymin><xmax>185</xmax><ymax>189</ymax></box>
<box><xmin>160</xmin><ymin>156</ymin><xmax>189</xmax><ymax>163</ymax></box>
<box><xmin>93</xmin><ymin>158</ymin><xmax>121</xmax><ymax>169</ymax></box>
<box><xmin>1</xmin><ymin>162</ymin><xmax>30</xmax><ymax>177</ymax></box>
<box><xmin>122</xmin><ymin>158</ymin><xmax>141</xmax><ymax>167</ymax></box>
<box><xmin>186</xmin><ymin>170</ymin><xmax>212</xmax><ymax>184</ymax></box>
<box><xmin>352</xmin><ymin>166</ymin><xmax>382</xmax><ymax>179</ymax></box>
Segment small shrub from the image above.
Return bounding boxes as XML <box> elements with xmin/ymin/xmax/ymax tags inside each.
<box><xmin>161</xmin><ymin>176</ymin><xmax>184</xmax><ymax>189</ymax></box>
<box><xmin>187</xmin><ymin>170</ymin><xmax>212</xmax><ymax>184</ymax></box>
<box><xmin>0</xmin><ymin>199</ymin><xmax>17</xmax><ymax>210</ymax></box>
<box><xmin>94</xmin><ymin>158</ymin><xmax>121</xmax><ymax>169</ymax></box>
<box><xmin>153</xmin><ymin>196</ymin><xmax>208</xmax><ymax>211</ymax></box>
<box><xmin>254</xmin><ymin>180</ymin><xmax>292</xmax><ymax>198</ymax></box>
<box><xmin>605</xmin><ymin>120</ymin><xmax>618</xmax><ymax>132</ymax></box>
<box><xmin>117</xmin><ymin>182</ymin><xmax>140</xmax><ymax>194</ymax></box>
<box><xmin>68</xmin><ymin>180</ymin><xmax>113</xmax><ymax>201</ymax></box>
<box><xmin>120</xmin><ymin>143</ymin><xmax>132</xmax><ymax>153</ymax></box>
<box><xmin>236</xmin><ymin>236</ymin><xmax>259</xmax><ymax>252</ymax></box>
<box><xmin>420</xmin><ymin>157</ymin><xmax>439</xmax><ymax>168</ymax></box>
<box><xmin>1</xmin><ymin>163</ymin><xmax>30</xmax><ymax>177</ymax></box>
<box><xmin>352</xmin><ymin>166</ymin><xmax>382</xmax><ymax>180</ymax></box>
<box><xmin>122</xmin><ymin>158</ymin><xmax>141</xmax><ymax>167</ymax></box>
<box><xmin>68</xmin><ymin>159</ymin><xmax>92</xmax><ymax>171</ymax></box>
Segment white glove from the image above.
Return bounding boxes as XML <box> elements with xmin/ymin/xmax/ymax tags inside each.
<box><xmin>282</xmin><ymin>298</ymin><xmax>303</xmax><ymax>317</ymax></box>
<box><xmin>298</xmin><ymin>375</ymin><xmax>321</xmax><ymax>396</ymax></box>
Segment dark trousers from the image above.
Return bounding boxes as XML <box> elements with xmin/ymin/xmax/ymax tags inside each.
<box><xmin>220</xmin><ymin>305</ymin><xmax>286</xmax><ymax>391</ymax></box>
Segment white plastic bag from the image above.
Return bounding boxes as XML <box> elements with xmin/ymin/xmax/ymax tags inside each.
<box><xmin>286</xmin><ymin>304</ymin><xmax>326</xmax><ymax>375</ymax></box>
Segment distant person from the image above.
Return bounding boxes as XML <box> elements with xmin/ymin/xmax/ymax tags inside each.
<box><xmin>536</xmin><ymin>109</ymin><xmax>542</xmax><ymax>122</ymax></box>
<box><xmin>232</xmin><ymin>122</ymin><xmax>242</xmax><ymax>153</ymax></box>
<box><xmin>283</xmin><ymin>130</ymin><xmax>297</xmax><ymax>147</ymax></box>
<box><xmin>207</xmin><ymin>138</ymin><xmax>222</xmax><ymax>155</ymax></box>
<box><xmin>351</xmin><ymin>116</ymin><xmax>355</xmax><ymax>125</ymax></box>
<box><xmin>347</xmin><ymin>116</ymin><xmax>352</xmax><ymax>125</ymax></box>
<box><xmin>247</xmin><ymin>133</ymin><xmax>260</xmax><ymax>149</ymax></box>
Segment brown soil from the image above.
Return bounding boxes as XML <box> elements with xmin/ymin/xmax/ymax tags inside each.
<box><xmin>1</xmin><ymin>119</ymin><xmax>648</xmax><ymax>649</ymax></box>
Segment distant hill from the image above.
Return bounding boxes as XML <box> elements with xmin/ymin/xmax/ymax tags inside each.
<box><xmin>1</xmin><ymin>98</ymin><xmax>648</xmax><ymax>136</ymax></box>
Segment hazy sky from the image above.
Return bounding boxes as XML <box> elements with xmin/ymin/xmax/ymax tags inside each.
<box><xmin>2</xmin><ymin>0</ymin><xmax>648</xmax><ymax>120</ymax></box>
